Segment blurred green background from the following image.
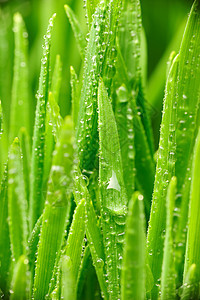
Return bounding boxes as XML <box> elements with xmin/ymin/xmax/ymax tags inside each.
<box><xmin>0</xmin><ymin>0</ymin><xmax>194</xmax><ymax>145</ymax></box>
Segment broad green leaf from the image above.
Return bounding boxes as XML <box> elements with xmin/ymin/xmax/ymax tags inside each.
<box><xmin>51</xmin><ymin>54</ymin><xmax>62</xmax><ymax>104</ymax></box>
<box><xmin>121</xmin><ymin>192</ymin><xmax>146</xmax><ymax>300</ymax></box>
<box><xmin>183</xmin><ymin>129</ymin><xmax>200</xmax><ymax>294</ymax></box>
<box><xmin>181</xmin><ymin>264</ymin><xmax>198</xmax><ymax>300</ymax></box>
<box><xmin>10</xmin><ymin>13</ymin><xmax>30</xmax><ymax>142</ymax></box>
<box><xmin>8</xmin><ymin>138</ymin><xmax>28</xmax><ymax>262</ymax></box>
<box><xmin>33</xmin><ymin>117</ymin><xmax>74</xmax><ymax>299</ymax></box>
<box><xmin>10</xmin><ymin>255</ymin><xmax>29</xmax><ymax>300</ymax></box>
<box><xmin>65</xmin><ymin>198</ymin><xmax>86</xmax><ymax>296</ymax></box>
<box><xmin>147</xmin><ymin>55</ymin><xmax>178</xmax><ymax>297</ymax></box>
<box><xmin>98</xmin><ymin>79</ymin><xmax>128</xmax><ymax>299</ymax></box>
<box><xmin>161</xmin><ymin>177</ymin><xmax>177</xmax><ymax>300</ymax></box>
<box><xmin>64</xmin><ymin>5</ymin><xmax>86</xmax><ymax>59</ymax></box>
<box><xmin>70</xmin><ymin>66</ymin><xmax>80</xmax><ymax>129</ymax></box>
<box><xmin>61</xmin><ymin>256</ymin><xmax>76</xmax><ymax>300</ymax></box>
<box><xmin>29</xmin><ymin>14</ymin><xmax>56</xmax><ymax>231</ymax></box>
<box><xmin>0</xmin><ymin>165</ymin><xmax>11</xmax><ymax>297</ymax></box>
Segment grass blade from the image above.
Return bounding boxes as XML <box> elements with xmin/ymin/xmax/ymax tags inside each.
<box><xmin>10</xmin><ymin>13</ymin><xmax>30</xmax><ymax>142</ymax></box>
<box><xmin>61</xmin><ymin>256</ymin><xmax>76</xmax><ymax>300</ymax></box>
<box><xmin>64</xmin><ymin>5</ymin><xmax>86</xmax><ymax>60</ymax></box>
<box><xmin>98</xmin><ymin>79</ymin><xmax>128</xmax><ymax>299</ymax></box>
<box><xmin>33</xmin><ymin>117</ymin><xmax>74</xmax><ymax>299</ymax></box>
<box><xmin>183</xmin><ymin>129</ymin><xmax>200</xmax><ymax>293</ymax></box>
<box><xmin>73</xmin><ymin>168</ymin><xmax>108</xmax><ymax>299</ymax></box>
<box><xmin>161</xmin><ymin>177</ymin><xmax>177</xmax><ymax>300</ymax></box>
<box><xmin>29</xmin><ymin>14</ymin><xmax>56</xmax><ymax>231</ymax></box>
<box><xmin>0</xmin><ymin>165</ymin><xmax>11</xmax><ymax>297</ymax></box>
<box><xmin>76</xmin><ymin>3</ymin><xmax>105</xmax><ymax>172</ymax></box>
<box><xmin>8</xmin><ymin>138</ymin><xmax>28</xmax><ymax>262</ymax></box>
<box><xmin>147</xmin><ymin>55</ymin><xmax>178</xmax><ymax>297</ymax></box>
<box><xmin>10</xmin><ymin>255</ymin><xmax>29</xmax><ymax>300</ymax></box>
<box><xmin>65</xmin><ymin>198</ymin><xmax>86</xmax><ymax>296</ymax></box>
<box><xmin>85</xmin><ymin>0</ymin><xmax>100</xmax><ymax>26</ymax></box>
<box><xmin>181</xmin><ymin>264</ymin><xmax>197</xmax><ymax>300</ymax></box>
<box><xmin>121</xmin><ymin>192</ymin><xmax>146</xmax><ymax>300</ymax></box>
<box><xmin>70</xmin><ymin>66</ymin><xmax>80</xmax><ymax>129</ymax></box>
<box><xmin>51</xmin><ymin>55</ymin><xmax>62</xmax><ymax>104</ymax></box>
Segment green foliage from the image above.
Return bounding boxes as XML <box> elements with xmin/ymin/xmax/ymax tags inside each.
<box><xmin>0</xmin><ymin>0</ymin><xmax>200</xmax><ymax>299</ymax></box>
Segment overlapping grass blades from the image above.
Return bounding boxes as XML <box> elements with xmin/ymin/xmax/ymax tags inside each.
<box><xmin>29</xmin><ymin>14</ymin><xmax>56</xmax><ymax>231</ymax></box>
<box><xmin>0</xmin><ymin>0</ymin><xmax>200</xmax><ymax>299</ymax></box>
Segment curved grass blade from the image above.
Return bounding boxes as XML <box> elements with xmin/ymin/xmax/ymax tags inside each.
<box><xmin>10</xmin><ymin>13</ymin><xmax>30</xmax><ymax>142</ymax></box>
<box><xmin>51</xmin><ymin>55</ymin><xmax>62</xmax><ymax>104</ymax></box>
<box><xmin>8</xmin><ymin>138</ymin><xmax>28</xmax><ymax>262</ymax></box>
<box><xmin>98</xmin><ymin>79</ymin><xmax>128</xmax><ymax>299</ymax></box>
<box><xmin>29</xmin><ymin>14</ymin><xmax>56</xmax><ymax>231</ymax></box>
<box><xmin>33</xmin><ymin>117</ymin><xmax>74</xmax><ymax>299</ymax></box>
<box><xmin>10</xmin><ymin>255</ymin><xmax>29</xmax><ymax>300</ymax></box>
<box><xmin>64</xmin><ymin>5</ymin><xmax>86</xmax><ymax>60</ymax></box>
<box><xmin>183</xmin><ymin>129</ymin><xmax>200</xmax><ymax>294</ymax></box>
<box><xmin>147</xmin><ymin>55</ymin><xmax>179</xmax><ymax>297</ymax></box>
<box><xmin>27</xmin><ymin>214</ymin><xmax>42</xmax><ymax>268</ymax></box>
<box><xmin>0</xmin><ymin>165</ymin><xmax>11</xmax><ymax>297</ymax></box>
<box><xmin>121</xmin><ymin>192</ymin><xmax>146</xmax><ymax>300</ymax></box>
<box><xmin>161</xmin><ymin>177</ymin><xmax>177</xmax><ymax>300</ymax></box>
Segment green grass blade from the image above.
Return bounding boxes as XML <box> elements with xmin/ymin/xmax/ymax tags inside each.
<box><xmin>65</xmin><ymin>198</ymin><xmax>85</xmax><ymax>296</ymax></box>
<box><xmin>8</xmin><ymin>138</ymin><xmax>28</xmax><ymax>262</ymax></box>
<box><xmin>33</xmin><ymin>117</ymin><xmax>74</xmax><ymax>299</ymax></box>
<box><xmin>119</xmin><ymin>0</ymin><xmax>154</xmax><ymax>156</ymax></box>
<box><xmin>48</xmin><ymin>92</ymin><xmax>63</xmax><ymax>142</ymax></box>
<box><xmin>64</xmin><ymin>5</ymin><xmax>86</xmax><ymax>60</ymax></box>
<box><xmin>51</xmin><ymin>55</ymin><xmax>62</xmax><ymax>104</ymax></box>
<box><xmin>181</xmin><ymin>264</ymin><xmax>197</xmax><ymax>300</ymax></box>
<box><xmin>173</xmin><ymin>0</ymin><xmax>200</xmax><ymax>283</ymax></box>
<box><xmin>76</xmin><ymin>3</ymin><xmax>105</xmax><ymax>172</ymax></box>
<box><xmin>147</xmin><ymin>55</ymin><xmax>178</xmax><ymax>297</ymax></box>
<box><xmin>121</xmin><ymin>192</ymin><xmax>146</xmax><ymax>300</ymax></box>
<box><xmin>98</xmin><ymin>79</ymin><xmax>128</xmax><ymax>299</ymax></box>
<box><xmin>10</xmin><ymin>255</ymin><xmax>29</xmax><ymax>300</ymax></box>
<box><xmin>70</xmin><ymin>66</ymin><xmax>80</xmax><ymax>129</ymax></box>
<box><xmin>29</xmin><ymin>14</ymin><xmax>56</xmax><ymax>231</ymax></box>
<box><xmin>183</xmin><ymin>129</ymin><xmax>200</xmax><ymax>293</ymax></box>
<box><xmin>73</xmin><ymin>168</ymin><xmax>108</xmax><ymax>299</ymax></box>
<box><xmin>175</xmin><ymin>0</ymin><xmax>200</xmax><ymax>192</ymax></box>
<box><xmin>0</xmin><ymin>165</ymin><xmax>11</xmax><ymax>297</ymax></box>
<box><xmin>9</xmin><ymin>13</ymin><xmax>30</xmax><ymax>142</ymax></box>
<box><xmin>61</xmin><ymin>256</ymin><xmax>76</xmax><ymax>300</ymax></box>
<box><xmin>85</xmin><ymin>0</ymin><xmax>100</xmax><ymax>26</ymax></box>
<box><xmin>19</xmin><ymin>127</ymin><xmax>30</xmax><ymax>207</ymax></box>
<box><xmin>161</xmin><ymin>177</ymin><xmax>177</xmax><ymax>300</ymax></box>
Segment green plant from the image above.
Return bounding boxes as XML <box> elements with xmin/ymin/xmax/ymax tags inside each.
<box><xmin>0</xmin><ymin>0</ymin><xmax>200</xmax><ymax>299</ymax></box>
